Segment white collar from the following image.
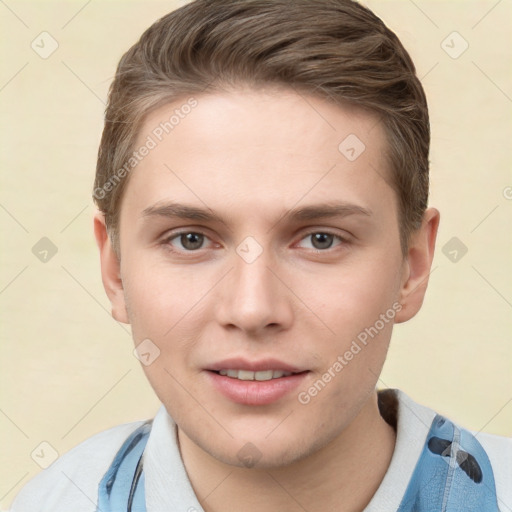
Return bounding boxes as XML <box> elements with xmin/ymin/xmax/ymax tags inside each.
<box><xmin>364</xmin><ymin>389</ymin><xmax>436</xmax><ymax>510</ymax></box>
<box><xmin>144</xmin><ymin>405</ymin><xmax>203</xmax><ymax>510</ymax></box>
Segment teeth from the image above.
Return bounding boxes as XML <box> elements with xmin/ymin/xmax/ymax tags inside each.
<box><xmin>255</xmin><ymin>370</ymin><xmax>273</xmax><ymax>381</ymax></box>
<box><xmin>238</xmin><ymin>370</ymin><xmax>255</xmax><ymax>381</ymax></box>
<box><xmin>217</xmin><ymin>369</ymin><xmax>293</xmax><ymax>381</ymax></box>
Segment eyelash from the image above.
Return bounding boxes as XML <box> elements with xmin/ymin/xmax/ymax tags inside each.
<box><xmin>160</xmin><ymin>229</ymin><xmax>348</xmax><ymax>254</ymax></box>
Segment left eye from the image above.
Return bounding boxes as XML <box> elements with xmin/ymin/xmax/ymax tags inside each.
<box><xmin>298</xmin><ymin>232</ymin><xmax>343</xmax><ymax>250</ymax></box>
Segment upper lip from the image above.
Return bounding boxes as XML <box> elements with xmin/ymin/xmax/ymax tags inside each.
<box><xmin>207</xmin><ymin>358</ymin><xmax>305</xmax><ymax>373</ymax></box>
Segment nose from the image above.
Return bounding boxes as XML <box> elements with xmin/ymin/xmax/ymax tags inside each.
<box><xmin>215</xmin><ymin>244</ymin><xmax>294</xmax><ymax>336</ymax></box>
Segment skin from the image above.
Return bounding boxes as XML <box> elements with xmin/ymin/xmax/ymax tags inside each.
<box><xmin>94</xmin><ymin>87</ymin><xmax>439</xmax><ymax>511</ymax></box>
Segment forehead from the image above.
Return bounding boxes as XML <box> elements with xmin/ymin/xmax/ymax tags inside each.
<box><xmin>121</xmin><ymin>87</ymin><xmax>395</xmax><ymax>226</ymax></box>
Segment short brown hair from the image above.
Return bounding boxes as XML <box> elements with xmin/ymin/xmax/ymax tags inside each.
<box><xmin>93</xmin><ymin>0</ymin><xmax>430</xmax><ymax>256</ymax></box>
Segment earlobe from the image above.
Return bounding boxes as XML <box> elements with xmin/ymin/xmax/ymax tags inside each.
<box><xmin>93</xmin><ymin>211</ymin><xmax>130</xmax><ymax>324</ymax></box>
<box><xmin>395</xmin><ymin>208</ymin><xmax>440</xmax><ymax>323</ymax></box>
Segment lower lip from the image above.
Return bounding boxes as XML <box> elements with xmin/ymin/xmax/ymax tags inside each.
<box><xmin>205</xmin><ymin>371</ymin><xmax>309</xmax><ymax>405</ymax></box>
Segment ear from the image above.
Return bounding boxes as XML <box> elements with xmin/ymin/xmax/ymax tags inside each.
<box><xmin>395</xmin><ymin>207</ymin><xmax>440</xmax><ymax>323</ymax></box>
<box><xmin>93</xmin><ymin>211</ymin><xmax>130</xmax><ymax>324</ymax></box>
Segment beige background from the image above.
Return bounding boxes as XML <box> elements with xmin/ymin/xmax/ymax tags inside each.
<box><xmin>1</xmin><ymin>0</ymin><xmax>511</xmax><ymax>508</ymax></box>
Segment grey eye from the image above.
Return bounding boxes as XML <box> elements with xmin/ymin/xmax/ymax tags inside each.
<box><xmin>178</xmin><ymin>232</ymin><xmax>204</xmax><ymax>250</ymax></box>
<box><xmin>310</xmin><ymin>233</ymin><xmax>335</xmax><ymax>250</ymax></box>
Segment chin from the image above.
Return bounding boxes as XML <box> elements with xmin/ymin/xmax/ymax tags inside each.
<box><xmin>214</xmin><ymin>440</ymin><xmax>313</xmax><ymax>470</ymax></box>
<box><xmin>193</xmin><ymin>419</ymin><xmax>336</xmax><ymax>470</ymax></box>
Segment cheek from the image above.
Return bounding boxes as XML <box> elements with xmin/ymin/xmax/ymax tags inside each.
<box><xmin>313</xmin><ymin>255</ymin><xmax>402</xmax><ymax>340</ymax></box>
<box><xmin>123</xmin><ymin>257</ymin><xmax>210</xmax><ymax>336</ymax></box>
<box><xmin>122</xmin><ymin>262</ymin><xmax>215</xmax><ymax>405</ymax></box>
<box><xmin>299</xmin><ymin>253</ymin><xmax>401</xmax><ymax>403</ymax></box>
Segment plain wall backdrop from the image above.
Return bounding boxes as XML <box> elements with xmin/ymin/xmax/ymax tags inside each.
<box><xmin>1</xmin><ymin>0</ymin><xmax>511</xmax><ymax>508</ymax></box>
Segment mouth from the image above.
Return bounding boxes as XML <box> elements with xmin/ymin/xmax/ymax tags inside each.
<box><xmin>205</xmin><ymin>359</ymin><xmax>309</xmax><ymax>405</ymax></box>
<box><xmin>212</xmin><ymin>369</ymin><xmax>296</xmax><ymax>381</ymax></box>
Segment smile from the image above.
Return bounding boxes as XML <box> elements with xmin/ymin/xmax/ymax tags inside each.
<box><xmin>216</xmin><ymin>369</ymin><xmax>293</xmax><ymax>380</ymax></box>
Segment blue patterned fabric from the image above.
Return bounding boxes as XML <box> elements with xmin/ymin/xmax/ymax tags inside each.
<box><xmin>398</xmin><ymin>414</ymin><xmax>501</xmax><ymax>511</ymax></box>
<box><xmin>96</xmin><ymin>415</ymin><xmax>501</xmax><ymax>511</ymax></box>
<box><xmin>96</xmin><ymin>421</ymin><xmax>152</xmax><ymax>512</ymax></box>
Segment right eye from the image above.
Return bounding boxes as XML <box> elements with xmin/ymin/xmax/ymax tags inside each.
<box><xmin>162</xmin><ymin>231</ymin><xmax>212</xmax><ymax>252</ymax></box>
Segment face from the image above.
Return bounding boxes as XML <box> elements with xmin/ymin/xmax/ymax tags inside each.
<box><xmin>100</xmin><ymin>87</ymin><xmax>423</xmax><ymax>468</ymax></box>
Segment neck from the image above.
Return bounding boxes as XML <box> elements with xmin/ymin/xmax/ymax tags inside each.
<box><xmin>178</xmin><ymin>391</ymin><xmax>396</xmax><ymax>512</ymax></box>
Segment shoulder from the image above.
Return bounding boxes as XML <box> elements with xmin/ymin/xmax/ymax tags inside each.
<box><xmin>373</xmin><ymin>389</ymin><xmax>512</xmax><ymax>509</ymax></box>
<box><xmin>10</xmin><ymin>420</ymin><xmax>147</xmax><ymax>512</ymax></box>
<box><xmin>470</xmin><ymin>430</ymin><xmax>512</xmax><ymax>504</ymax></box>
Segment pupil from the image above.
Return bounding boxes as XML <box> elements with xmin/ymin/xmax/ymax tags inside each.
<box><xmin>182</xmin><ymin>233</ymin><xmax>203</xmax><ymax>250</ymax></box>
<box><xmin>312</xmin><ymin>233</ymin><xmax>333</xmax><ymax>250</ymax></box>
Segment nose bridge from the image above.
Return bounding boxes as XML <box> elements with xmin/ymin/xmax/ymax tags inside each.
<box><xmin>217</xmin><ymin>237</ymin><xmax>292</xmax><ymax>333</ymax></box>
<box><xmin>235</xmin><ymin>245</ymin><xmax>273</xmax><ymax>301</ymax></box>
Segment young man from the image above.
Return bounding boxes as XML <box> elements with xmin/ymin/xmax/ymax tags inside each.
<box><xmin>10</xmin><ymin>0</ymin><xmax>511</xmax><ymax>511</ymax></box>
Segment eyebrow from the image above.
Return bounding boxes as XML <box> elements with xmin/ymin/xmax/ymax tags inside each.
<box><xmin>141</xmin><ymin>201</ymin><xmax>372</xmax><ymax>226</ymax></box>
